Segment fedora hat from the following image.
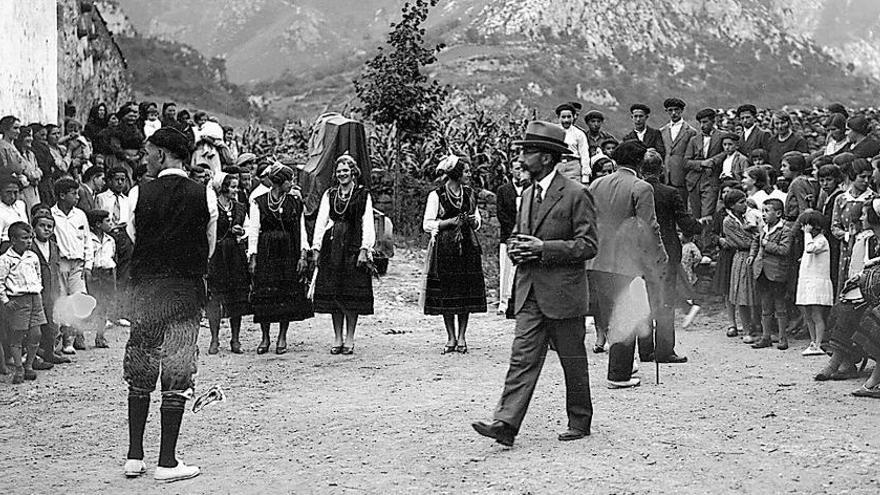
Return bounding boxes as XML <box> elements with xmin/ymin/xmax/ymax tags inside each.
<box><xmin>512</xmin><ymin>121</ymin><xmax>570</xmax><ymax>155</ymax></box>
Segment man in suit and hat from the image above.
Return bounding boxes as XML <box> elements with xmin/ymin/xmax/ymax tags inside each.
<box><xmin>623</xmin><ymin>104</ymin><xmax>666</xmax><ymax>158</ymax></box>
<box><xmin>660</xmin><ymin>98</ymin><xmax>697</xmax><ymax>203</ymax></box>
<box><xmin>555</xmin><ymin>103</ymin><xmax>591</xmax><ymax>184</ymax></box>
<box><xmin>472</xmin><ymin>121</ymin><xmax>598</xmax><ymax>447</ymax></box>
<box><xmin>588</xmin><ymin>140</ymin><xmax>666</xmax><ymax>389</ymax></box>
<box><xmin>736</xmin><ymin>104</ymin><xmax>770</xmax><ymax>158</ymax></box>
<box><xmin>583</xmin><ymin>110</ymin><xmax>615</xmax><ymax>157</ymax></box>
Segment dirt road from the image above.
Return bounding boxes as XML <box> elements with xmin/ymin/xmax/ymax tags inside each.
<box><xmin>2</xmin><ymin>251</ymin><xmax>879</xmax><ymax>494</ymax></box>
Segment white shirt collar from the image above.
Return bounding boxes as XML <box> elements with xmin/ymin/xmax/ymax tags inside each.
<box><xmin>764</xmin><ymin>219</ymin><xmax>783</xmax><ymax>236</ymax></box>
<box><xmin>158</xmin><ymin>168</ymin><xmax>188</xmax><ymax>178</ymax></box>
<box><xmin>534</xmin><ymin>170</ymin><xmax>557</xmax><ymax>200</ymax></box>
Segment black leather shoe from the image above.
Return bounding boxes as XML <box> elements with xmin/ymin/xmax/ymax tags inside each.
<box><xmin>655</xmin><ymin>354</ymin><xmax>688</xmax><ymax>364</ymax></box>
<box><xmin>472</xmin><ymin>420</ymin><xmax>515</xmax><ymax>447</ymax></box>
<box><xmin>557</xmin><ymin>428</ymin><xmax>590</xmax><ymax>441</ymax></box>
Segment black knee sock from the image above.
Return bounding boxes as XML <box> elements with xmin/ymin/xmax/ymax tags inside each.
<box><xmin>127</xmin><ymin>395</ymin><xmax>150</xmax><ymax>460</ymax></box>
<box><xmin>158</xmin><ymin>402</ymin><xmax>184</xmax><ymax>468</ymax></box>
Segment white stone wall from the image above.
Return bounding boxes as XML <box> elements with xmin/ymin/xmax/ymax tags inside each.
<box><xmin>0</xmin><ymin>0</ymin><xmax>59</xmax><ymax>123</ymax></box>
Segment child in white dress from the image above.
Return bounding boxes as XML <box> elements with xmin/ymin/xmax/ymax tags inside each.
<box><xmin>795</xmin><ymin>211</ymin><xmax>833</xmax><ymax>356</ymax></box>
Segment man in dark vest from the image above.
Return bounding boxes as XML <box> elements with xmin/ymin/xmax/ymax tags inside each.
<box><xmin>122</xmin><ymin>127</ymin><xmax>217</xmax><ymax>483</ymax></box>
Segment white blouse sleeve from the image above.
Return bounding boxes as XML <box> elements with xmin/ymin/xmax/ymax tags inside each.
<box><xmin>361</xmin><ymin>193</ymin><xmax>376</xmax><ymax>250</ymax></box>
<box><xmin>422</xmin><ymin>190</ymin><xmax>440</xmax><ymax>233</ymax></box>
<box><xmin>247</xmin><ymin>198</ymin><xmax>261</xmax><ymax>257</ymax></box>
<box><xmin>473</xmin><ymin>202</ymin><xmax>482</xmax><ymax>231</ymax></box>
<box><xmin>311</xmin><ymin>191</ymin><xmax>332</xmax><ymax>251</ymax></box>
<box><xmin>300</xmin><ymin>212</ymin><xmax>310</xmax><ymax>252</ymax></box>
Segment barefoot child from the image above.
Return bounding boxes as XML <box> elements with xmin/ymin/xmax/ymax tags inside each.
<box><xmin>0</xmin><ymin>222</ymin><xmax>48</xmax><ymax>383</ymax></box>
<box><xmin>796</xmin><ymin>210</ymin><xmax>833</xmax><ymax>356</ymax></box>
<box><xmin>87</xmin><ymin>209</ymin><xmax>116</xmax><ymax>348</ymax></box>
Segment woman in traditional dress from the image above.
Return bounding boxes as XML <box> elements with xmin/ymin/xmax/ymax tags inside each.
<box><xmin>816</xmin><ymin>199</ymin><xmax>880</xmax><ymax>399</ymax></box>
<box><xmin>422</xmin><ymin>155</ymin><xmax>487</xmax><ymax>354</ymax></box>
<box><xmin>13</xmin><ymin>127</ymin><xmax>42</xmax><ymax>214</ymax></box>
<box><xmin>247</xmin><ymin>164</ymin><xmax>313</xmax><ymax>354</ymax></box>
<box><xmin>312</xmin><ymin>154</ymin><xmax>375</xmax><ymax>355</ymax></box>
<box><xmin>206</xmin><ymin>172</ymin><xmax>251</xmax><ymax>355</ymax></box>
<box><xmin>832</xmin><ymin>158</ymin><xmax>874</xmax><ymax>288</ymax></box>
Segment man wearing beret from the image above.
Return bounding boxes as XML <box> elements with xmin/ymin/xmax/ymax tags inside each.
<box><xmin>660</xmin><ymin>97</ymin><xmax>697</xmax><ymax>203</ymax></box>
<box><xmin>555</xmin><ymin>103</ymin><xmax>591</xmax><ymax>184</ymax></box>
<box><xmin>623</xmin><ymin>104</ymin><xmax>665</xmax><ymax>158</ymax></box>
<box><xmin>736</xmin><ymin>104</ymin><xmax>770</xmax><ymax>158</ymax></box>
<box><xmin>846</xmin><ymin>116</ymin><xmax>880</xmax><ymax>159</ymax></box>
<box><xmin>684</xmin><ymin>108</ymin><xmax>726</xmax><ymax>220</ymax></box>
<box><xmin>583</xmin><ymin>110</ymin><xmax>615</xmax><ymax>157</ymax></box>
<box><xmin>588</xmin><ymin>140</ymin><xmax>667</xmax><ymax>388</ymax></box>
<box><xmin>473</xmin><ymin>120</ymin><xmax>597</xmax><ymax>446</ymax></box>
<box><xmin>123</xmin><ymin>127</ymin><xmax>218</xmax><ymax>482</ymax></box>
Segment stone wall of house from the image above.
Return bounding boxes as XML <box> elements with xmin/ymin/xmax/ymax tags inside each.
<box><xmin>57</xmin><ymin>0</ymin><xmax>132</xmax><ymax>125</ymax></box>
<box><xmin>0</xmin><ymin>0</ymin><xmax>58</xmax><ymax>123</ymax></box>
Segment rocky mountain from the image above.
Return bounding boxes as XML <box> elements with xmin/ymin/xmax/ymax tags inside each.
<box><xmin>112</xmin><ymin>0</ymin><xmax>880</xmax><ymax>129</ymax></box>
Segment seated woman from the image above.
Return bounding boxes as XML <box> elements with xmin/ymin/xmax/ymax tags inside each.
<box><xmin>815</xmin><ymin>199</ymin><xmax>880</xmax><ymax>399</ymax></box>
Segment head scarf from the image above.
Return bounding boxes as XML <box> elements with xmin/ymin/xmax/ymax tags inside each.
<box><xmin>268</xmin><ymin>163</ymin><xmax>294</xmax><ymax>184</ymax></box>
<box><xmin>211</xmin><ymin>171</ymin><xmax>228</xmax><ymax>193</ymax></box>
<box><xmin>435</xmin><ymin>154</ymin><xmax>459</xmax><ymax>175</ymax></box>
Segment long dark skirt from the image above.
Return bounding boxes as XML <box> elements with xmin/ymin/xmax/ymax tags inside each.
<box><xmin>823</xmin><ymin>302</ymin><xmax>880</xmax><ymax>363</ymax></box>
<box><xmin>207</xmin><ymin>238</ymin><xmax>251</xmax><ymax>317</ymax></box>
<box><xmin>423</xmin><ymin>231</ymin><xmax>487</xmax><ymax>315</ymax></box>
<box><xmin>313</xmin><ymin>237</ymin><xmax>374</xmax><ymax>315</ymax></box>
<box><xmin>712</xmin><ymin>248</ymin><xmax>734</xmax><ymax>297</ymax></box>
<box><xmin>251</xmin><ymin>231</ymin><xmax>313</xmax><ymax>323</ymax></box>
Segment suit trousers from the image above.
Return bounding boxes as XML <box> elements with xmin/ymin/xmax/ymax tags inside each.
<box><xmin>637</xmin><ymin>262</ymin><xmax>677</xmax><ymax>360</ymax></box>
<box><xmin>590</xmin><ymin>271</ymin><xmax>640</xmax><ymax>382</ymax></box>
<box><xmin>497</xmin><ymin>243</ymin><xmax>516</xmax><ymax>313</ymax></box>
<box><xmin>687</xmin><ymin>172</ymin><xmax>718</xmax><ymax>218</ymax></box>
<box><xmin>493</xmin><ymin>291</ymin><xmax>592</xmax><ymax>434</ymax></box>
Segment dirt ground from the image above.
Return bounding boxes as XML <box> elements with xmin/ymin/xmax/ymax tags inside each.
<box><xmin>2</xmin><ymin>250</ymin><xmax>879</xmax><ymax>495</ymax></box>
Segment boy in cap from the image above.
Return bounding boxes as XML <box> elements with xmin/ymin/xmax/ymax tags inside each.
<box><xmin>583</xmin><ymin>110</ymin><xmax>615</xmax><ymax>157</ymax></box>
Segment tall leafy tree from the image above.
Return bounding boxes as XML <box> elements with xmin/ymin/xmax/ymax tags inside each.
<box><xmin>354</xmin><ymin>0</ymin><xmax>448</xmax><ymax>223</ymax></box>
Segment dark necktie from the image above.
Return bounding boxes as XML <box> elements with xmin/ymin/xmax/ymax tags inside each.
<box><xmin>530</xmin><ymin>183</ymin><xmax>543</xmax><ymax>230</ymax></box>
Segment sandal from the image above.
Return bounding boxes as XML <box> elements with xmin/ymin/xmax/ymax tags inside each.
<box><xmin>341</xmin><ymin>346</ymin><xmax>354</xmax><ymax>355</ymax></box>
<box><xmin>851</xmin><ymin>384</ymin><xmax>880</xmax><ymax>398</ymax></box>
<box><xmin>776</xmin><ymin>342</ymin><xmax>789</xmax><ymax>351</ymax></box>
<box><xmin>831</xmin><ymin>369</ymin><xmax>861</xmax><ymax>381</ymax></box>
<box><xmin>275</xmin><ymin>345</ymin><xmax>288</xmax><ymax>355</ymax></box>
<box><xmin>592</xmin><ymin>344</ymin><xmax>606</xmax><ymax>354</ymax></box>
<box><xmin>726</xmin><ymin>326</ymin><xmax>738</xmax><ymax>338</ymax></box>
<box><xmin>442</xmin><ymin>343</ymin><xmax>457</xmax><ymax>355</ymax></box>
<box><xmin>455</xmin><ymin>344</ymin><xmax>468</xmax><ymax>354</ymax></box>
<box><xmin>330</xmin><ymin>346</ymin><xmax>343</xmax><ymax>355</ymax></box>
<box><xmin>256</xmin><ymin>342</ymin><xmax>270</xmax><ymax>355</ymax></box>
<box><xmin>751</xmin><ymin>338</ymin><xmax>772</xmax><ymax>349</ymax></box>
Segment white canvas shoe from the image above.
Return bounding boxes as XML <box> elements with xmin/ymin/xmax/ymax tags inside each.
<box><xmin>154</xmin><ymin>461</ymin><xmax>200</xmax><ymax>483</ymax></box>
<box><xmin>607</xmin><ymin>378</ymin><xmax>641</xmax><ymax>389</ymax></box>
<box><xmin>124</xmin><ymin>459</ymin><xmax>146</xmax><ymax>478</ymax></box>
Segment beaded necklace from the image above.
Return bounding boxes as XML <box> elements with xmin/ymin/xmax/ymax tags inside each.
<box><xmin>267</xmin><ymin>190</ymin><xmax>285</xmax><ymax>215</ymax></box>
<box><xmin>333</xmin><ymin>184</ymin><xmax>355</xmax><ymax>216</ymax></box>
<box><xmin>445</xmin><ymin>182</ymin><xmax>464</xmax><ymax>211</ymax></box>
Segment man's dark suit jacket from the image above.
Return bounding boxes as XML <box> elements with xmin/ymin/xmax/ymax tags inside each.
<box><xmin>513</xmin><ymin>172</ymin><xmax>598</xmax><ymax>319</ymax></box>
<box><xmin>496</xmin><ymin>181</ymin><xmax>518</xmax><ymax>243</ymax></box>
<box><xmin>645</xmin><ymin>177</ymin><xmax>700</xmax><ymax>264</ymax></box>
<box><xmin>851</xmin><ymin>136</ymin><xmax>880</xmax><ymax>159</ymax></box>
<box><xmin>684</xmin><ymin>129</ymin><xmax>726</xmax><ymax>190</ymax></box>
<box><xmin>622</xmin><ymin>127</ymin><xmax>666</xmax><ymax>158</ymax></box>
<box><xmin>739</xmin><ymin>126</ymin><xmax>771</xmax><ymax>158</ymax></box>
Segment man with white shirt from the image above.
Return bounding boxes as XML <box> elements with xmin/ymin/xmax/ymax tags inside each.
<box><xmin>736</xmin><ymin>104</ymin><xmax>770</xmax><ymax>158</ymax></box>
<box><xmin>52</xmin><ymin>177</ymin><xmax>93</xmax><ymax>353</ymax></box>
<box><xmin>123</xmin><ymin>127</ymin><xmax>217</xmax><ymax>483</ymax></box>
<box><xmin>555</xmin><ymin>103</ymin><xmax>591</xmax><ymax>184</ymax></box>
<box><xmin>97</xmin><ymin>166</ymin><xmax>134</xmax><ymax>293</ymax></box>
<box><xmin>660</xmin><ymin>98</ymin><xmax>698</xmax><ymax>204</ymax></box>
